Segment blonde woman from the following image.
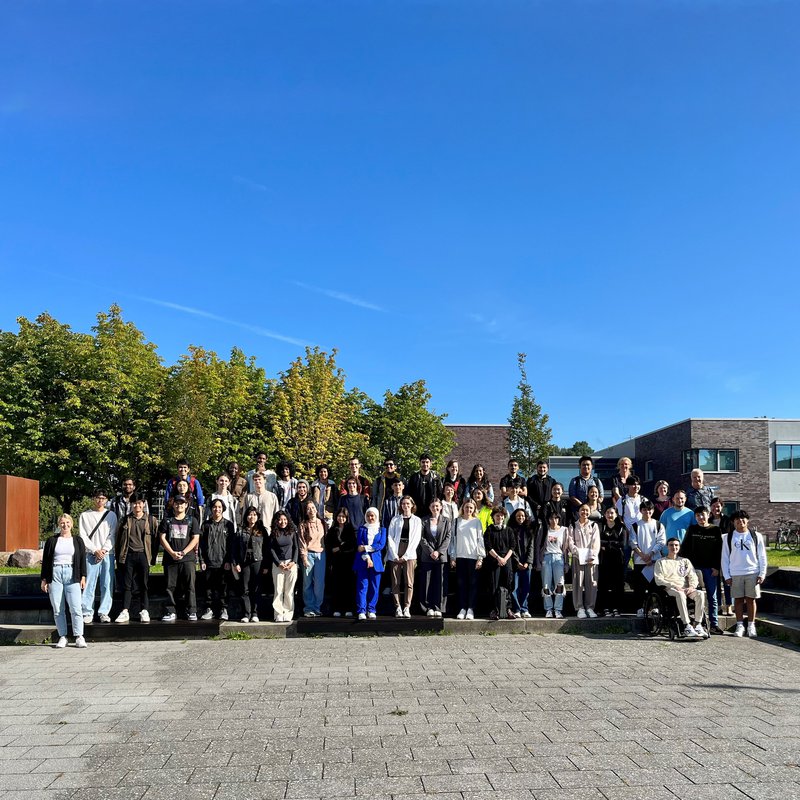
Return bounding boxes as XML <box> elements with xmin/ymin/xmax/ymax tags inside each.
<box><xmin>41</xmin><ymin>515</ymin><xmax>88</xmax><ymax>648</ymax></box>
<box><xmin>448</xmin><ymin>499</ymin><xmax>485</xmax><ymax>620</ymax></box>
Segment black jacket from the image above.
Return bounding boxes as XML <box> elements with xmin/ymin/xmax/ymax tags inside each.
<box><xmin>526</xmin><ymin>475</ymin><xmax>556</xmax><ymax>511</ymax></box>
<box><xmin>407</xmin><ymin>471</ymin><xmax>443</xmax><ymax>515</ymax></box>
<box><xmin>41</xmin><ymin>535</ymin><xmax>87</xmax><ymax>584</ymax></box>
<box><xmin>508</xmin><ymin>518</ymin><xmax>538</xmax><ymax>567</ymax></box>
<box><xmin>199</xmin><ymin>518</ymin><xmax>234</xmax><ymax>568</ymax></box>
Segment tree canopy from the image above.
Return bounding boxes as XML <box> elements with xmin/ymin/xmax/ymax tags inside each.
<box><xmin>0</xmin><ymin>307</ymin><xmax>456</xmax><ymax>511</ymax></box>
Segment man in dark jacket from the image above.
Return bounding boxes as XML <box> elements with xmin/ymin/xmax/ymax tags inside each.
<box><xmin>114</xmin><ymin>493</ymin><xmax>158</xmax><ymax>624</ymax></box>
<box><xmin>407</xmin><ymin>454</ymin><xmax>443</xmax><ymax>515</ymax></box>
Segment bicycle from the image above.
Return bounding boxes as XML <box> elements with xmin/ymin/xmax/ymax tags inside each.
<box><xmin>774</xmin><ymin>518</ymin><xmax>800</xmax><ymax>551</ymax></box>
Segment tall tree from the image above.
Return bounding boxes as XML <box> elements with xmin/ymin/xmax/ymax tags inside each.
<box><xmin>0</xmin><ymin>312</ymin><xmax>96</xmax><ymax>508</ymax></box>
<box><xmin>90</xmin><ymin>305</ymin><xmax>167</xmax><ymax>493</ymax></box>
<box><xmin>161</xmin><ymin>345</ymin><xmax>268</xmax><ymax>487</ymax></box>
<box><xmin>265</xmin><ymin>347</ymin><xmax>372</xmax><ymax>479</ymax></box>
<box><xmin>507</xmin><ymin>352</ymin><xmax>552</xmax><ymax>476</ymax></box>
<box><xmin>367</xmin><ymin>381</ymin><xmax>455</xmax><ymax>479</ymax></box>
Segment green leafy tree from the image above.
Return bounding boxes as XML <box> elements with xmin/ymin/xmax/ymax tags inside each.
<box><xmin>0</xmin><ymin>312</ymin><xmax>96</xmax><ymax>509</ymax></box>
<box><xmin>507</xmin><ymin>352</ymin><xmax>552</xmax><ymax>476</ymax></box>
<box><xmin>367</xmin><ymin>381</ymin><xmax>455</xmax><ymax>479</ymax></box>
<box><xmin>90</xmin><ymin>306</ymin><xmax>168</xmax><ymax>494</ymax></box>
<box><xmin>265</xmin><ymin>347</ymin><xmax>372</xmax><ymax>479</ymax></box>
<box><xmin>552</xmin><ymin>440</ymin><xmax>593</xmax><ymax>456</ymax></box>
<box><xmin>161</xmin><ymin>345</ymin><xmax>268</xmax><ymax>487</ymax></box>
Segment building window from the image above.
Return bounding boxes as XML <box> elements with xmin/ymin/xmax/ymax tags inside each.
<box><xmin>682</xmin><ymin>449</ymin><xmax>739</xmax><ymax>473</ymax></box>
<box><xmin>723</xmin><ymin>501</ymin><xmax>740</xmax><ymax>517</ymax></box>
<box><xmin>645</xmin><ymin>461</ymin><xmax>655</xmax><ymax>482</ymax></box>
<box><xmin>775</xmin><ymin>444</ymin><xmax>800</xmax><ymax>470</ymax></box>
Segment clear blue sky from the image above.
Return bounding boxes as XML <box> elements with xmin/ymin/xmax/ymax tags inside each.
<box><xmin>2</xmin><ymin>1</ymin><xmax>798</xmax><ymax>451</ymax></box>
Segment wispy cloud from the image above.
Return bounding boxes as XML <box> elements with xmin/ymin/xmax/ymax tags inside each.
<box><xmin>294</xmin><ymin>281</ymin><xmax>385</xmax><ymax>312</ymax></box>
<box><xmin>232</xmin><ymin>174</ymin><xmax>270</xmax><ymax>193</ymax></box>
<box><xmin>469</xmin><ymin>313</ymin><xmax>499</xmax><ymax>334</ymax></box>
<box><xmin>133</xmin><ymin>295</ymin><xmax>311</xmax><ymax>347</ymax></box>
<box><xmin>724</xmin><ymin>372</ymin><xmax>759</xmax><ymax>394</ymax></box>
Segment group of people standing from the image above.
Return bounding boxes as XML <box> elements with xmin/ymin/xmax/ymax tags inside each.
<box><xmin>39</xmin><ymin>453</ymin><xmax>767</xmax><ymax>645</ymax></box>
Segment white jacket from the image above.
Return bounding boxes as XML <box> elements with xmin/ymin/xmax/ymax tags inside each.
<box><xmin>387</xmin><ymin>514</ymin><xmax>422</xmax><ymax>561</ymax></box>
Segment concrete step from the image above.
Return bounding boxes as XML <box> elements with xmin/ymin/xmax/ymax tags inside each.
<box><xmin>763</xmin><ymin>566</ymin><xmax>800</xmax><ymax>592</ymax></box>
<box><xmin>758</xmin><ymin>588</ymin><xmax>800</xmax><ymax>618</ymax></box>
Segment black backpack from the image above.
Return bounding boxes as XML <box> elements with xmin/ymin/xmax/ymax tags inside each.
<box><xmin>727</xmin><ymin>528</ymin><xmax>759</xmax><ymax>556</ymax></box>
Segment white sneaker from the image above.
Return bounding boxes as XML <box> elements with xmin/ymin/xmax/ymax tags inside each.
<box><xmin>115</xmin><ymin>609</ymin><xmax>130</xmax><ymax>623</ymax></box>
<box><xmin>555</xmin><ymin>611</ymin><xmax>564</xmax><ymax>619</ymax></box>
<box><xmin>577</xmin><ymin>608</ymin><xmax>587</xmax><ymax>619</ymax></box>
<box><xmin>434</xmin><ymin>611</ymin><xmax>442</xmax><ymax>618</ymax></box>
<box><xmin>367</xmin><ymin>612</ymin><xmax>377</xmax><ymax>619</ymax></box>
<box><xmin>219</xmin><ymin>609</ymin><xmax>228</xmax><ymax>621</ymax></box>
<box><xmin>695</xmin><ymin>624</ymin><xmax>708</xmax><ymax>639</ymax></box>
<box><xmin>395</xmin><ymin>607</ymin><xmax>404</xmax><ymax>618</ymax></box>
<box><xmin>545</xmin><ymin>609</ymin><xmax>554</xmax><ymax>618</ymax></box>
<box><xmin>83</xmin><ymin>614</ymin><xmax>93</xmax><ymax>624</ymax></box>
<box><xmin>162</xmin><ymin>612</ymin><xmax>177</xmax><ymax>622</ymax></box>
<box><xmin>747</xmin><ymin>623</ymin><xmax>757</xmax><ymax>638</ymax></box>
<box><xmin>55</xmin><ymin>636</ymin><xmax>67</xmax><ymax>648</ymax></box>
<box><xmin>684</xmin><ymin>625</ymin><xmax>698</xmax><ymax>638</ymax></box>
<box><xmin>251</xmin><ymin>615</ymin><xmax>259</xmax><ymax>623</ymax></box>
<box><xmin>522</xmin><ymin>611</ymin><xmax>532</xmax><ymax>619</ymax></box>
<box><xmin>75</xmin><ymin>636</ymin><xmax>87</xmax><ymax>648</ymax></box>
<box><xmin>586</xmin><ymin>608</ymin><xmax>597</xmax><ymax>619</ymax></box>
<box><xmin>99</xmin><ymin>613</ymin><xmax>111</xmax><ymax>623</ymax></box>
<box><xmin>274</xmin><ymin>615</ymin><xmax>283</xmax><ymax>623</ymax></box>
<box><xmin>241</xmin><ymin>616</ymin><xmax>250</xmax><ymax>623</ymax></box>
<box><xmin>201</xmin><ymin>608</ymin><xmax>214</xmax><ymax>620</ymax></box>
<box><xmin>187</xmin><ymin>613</ymin><xmax>198</xmax><ymax>621</ymax></box>
<box><xmin>733</xmin><ymin>622</ymin><xmax>745</xmax><ymax>637</ymax></box>
<box><xmin>426</xmin><ymin>609</ymin><xmax>436</xmax><ymax>617</ymax></box>
<box><xmin>357</xmin><ymin>613</ymin><xmax>367</xmax><ymax>621</ymax></box>
<box><xmin>403</xmin><ymin>606</ymin><xmax>411</xmax><ymax>618</ymax></box>
<box><xmin>345</xmin><ymin>611</ymin><xmax>354</xmax><ymax>618</ymax></box>
<box><xmin>465</xmin><ymin>609</ymin><xmax>475</xmax><ymax>620</ymax></box>
<box><xmin>139</xmin><ymin>610</ymin><xmax>150</xmax><ymax>623</ymax></box>
<box><xmin>456</xmin><ymin>609</ymin><xmax>466</xmax><ymax>620</ymax></box>
<box><xmin>333</xmin><ymin>611</ymin><xmax>342</xmax><ymax>618</ymax></box>
<box><xmin>636</xmin><ymin>608</ymin><xmax>645</xmax><ymax>618</ymax></box>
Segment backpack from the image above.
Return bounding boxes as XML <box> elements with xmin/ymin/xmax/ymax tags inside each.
<box><xmin>727</xmin><ymin>528</ymin><xmax>759</xmax><ymax>556</ymax></box>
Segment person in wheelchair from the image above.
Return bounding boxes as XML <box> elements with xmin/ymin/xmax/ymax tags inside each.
<box><xmin>654</xmin><ymin>538</ymin><xmax>708</xmax><ymax>639</ymax></box>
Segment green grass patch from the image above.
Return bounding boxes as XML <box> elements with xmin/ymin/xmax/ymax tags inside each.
<box><xmin>223</xmin><ymin>630</ymin><xmax>255</xmax><ymax>640</ymax></box>
<box><xmin>767</xmin><ymin>547</ymin><xmax>800</xmax><ymax>568</ymax></box>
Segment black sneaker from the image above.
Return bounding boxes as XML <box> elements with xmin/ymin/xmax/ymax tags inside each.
<box><xmin>710</xmin><ymin>625</ymin><xmax>725</xmax><ymax>635</ymax></box>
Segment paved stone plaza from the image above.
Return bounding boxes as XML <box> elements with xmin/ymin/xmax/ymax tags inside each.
<box><xmin>0</xmin><ymin>633</ymin><xmax>798</xmax><ymax>800</ymax></box>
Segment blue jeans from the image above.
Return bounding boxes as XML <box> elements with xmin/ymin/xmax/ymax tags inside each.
<box><xmin>303</xmin><ymin>551</ymin><xmax>326</xmax><ymax>614</ymax></box>
<box><xmin>82</xmin><ymin>552</ymin><xmax>114</xmax><ymax>616</ymax></box>
<box><xmin>700</xmin><ymin>567</ymin><xmax>719</xmax><ymax>627</ymax></box>
<box><xmin>50</xmin><ymin>564</ymin><xmax>84</xmax><ymax>637</ymax></box>
<box><xmin>512</xmin><ymin>566</ymin><xmax>532</xmax><ymax>612</ymax></box>
<box><xmin>542</xmin><ymin>553</ymin><xmax>565</xmax><ymax>612</ymax></box>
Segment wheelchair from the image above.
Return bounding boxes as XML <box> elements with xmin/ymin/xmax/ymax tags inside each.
<box><xmin>643</xmin><ymin>584</ymin><xmax>707</xmax><ymax>641</ymax></box>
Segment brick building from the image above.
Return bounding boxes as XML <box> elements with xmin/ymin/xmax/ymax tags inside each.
<box><xmin>594</xmin><ymin>418</ymin><xmax>800</xmax><ymax>537</ymax></box>
<box><xmin>445</xmin><ymin>425</ymin><xmax>509</xmax><ymax>487</ymax></box>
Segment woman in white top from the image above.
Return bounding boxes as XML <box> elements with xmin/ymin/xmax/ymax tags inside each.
<box><xmin>569</xmin><ymin>504</ymin><xmax>601</xmax><ymax>618</ymax></box>
<box><xmin>537</xmin><ymin>509</ymin><xmax>570</xmax><ymax>619</ymax></box>
<box><xmin>40</xmin><ymin>514</ymin><xmax>88</xmax><ymax>648</ymax></box>
<box><xmin>387</xmin><ymin>496</ymin><xmax>422</xmax><ymax>618</ymax></box>
<box><xmin>448</xmin><ymin>498</ymin><xmax>485</xmax><ymax>620</ymax></box>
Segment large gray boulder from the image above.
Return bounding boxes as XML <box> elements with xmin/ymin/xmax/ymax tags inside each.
<box><xmin>8</xmin><ymin>549</ymin><xmax>43</xmax><ymax>568</ymax></box>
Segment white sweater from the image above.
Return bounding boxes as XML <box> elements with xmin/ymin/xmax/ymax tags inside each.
<box><xmin>722</xmin><ymin>529</ymin><xmax>767</xmax><ymax>579</ymax></box>
<box><xmin>448</xmin><ymin>518</ymin><xmax>486</xmax><ymax>560</ymax></box>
